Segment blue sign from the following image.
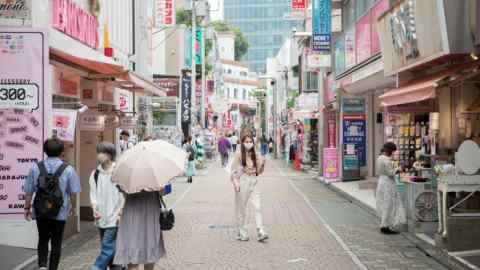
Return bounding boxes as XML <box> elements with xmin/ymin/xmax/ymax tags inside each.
<box><xmin>343</xmin><ymin>116</ymin><xmax>366</xmax><ymax>167</ymax></box>
<box><xmin>181</xmin><ymin>74</ymin><xmax>192</xmax><ymax>123</ymax></box>
<box><xmin>312</xmin><ymin>0</ymin><xmax>331</xmax><ymax>52</ymax></box>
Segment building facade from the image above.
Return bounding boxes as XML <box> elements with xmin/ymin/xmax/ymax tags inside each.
<box><xmin>223</xmin><ymin>0</ymin><xmax>304</xmax><ymax>73</ymax></box>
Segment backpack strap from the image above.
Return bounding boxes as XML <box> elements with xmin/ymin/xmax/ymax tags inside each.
<box><xmin>37</xmin><ymin>161</ymin><xmax>48</xmax><ymax>177</ymax></box>
<box><xmin>94</xmin><ymin>169</ymin><xmax>100</xmax><ymax>187</ymax></box>
<box><xmin>53</xmin><ymin>162</ymin><xmax>69</xmax><ymax>180</ymax></box>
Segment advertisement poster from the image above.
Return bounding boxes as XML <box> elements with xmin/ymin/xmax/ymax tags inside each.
<box><xmin>355</xmin><ymin>12</ymin><xmax>372</xmax><ymax>63</ymax></box>
<box><xmin>155</xmin><ymin>0</ymin><xmax>175</xmax><ymax>28</ymax></box>
<box><xmin>323</xmin><ymin>148</ymin><xmax>338</xmax><ymax>179</ymax></box>
<box><xmin>52</xmin><ymin>109</ymin><xmax>77</xmax><ymax>142</ymax></box>
<box><xmin>0</xmin><ymin>29</ymin><xmax>48</xmax><ymax>220</ymax></box>
<box><xmin>0</xmin><ymin>0</ymin><xmax>32</xmax><ymax>26</ymax></box>
<box><xmin>181</xmin><ymin>74</ymin><xmax>192</xmax><ymax>124</ymax></box>
<box><xmin>312</xmin><ymin>0</ymin><xmax>331</xmax><ymax>52</ymax></box>
<box><xmin>345</xmin><ymin>27</ymin><xmax>356</xmax><ymax>69</ymax></box>
<box><xmin>342</xmin><ymin>115</ymin><xmax>366</xmax><ymax>167</ymax></box>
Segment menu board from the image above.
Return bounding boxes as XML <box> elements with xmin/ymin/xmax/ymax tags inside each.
<box><xmin>0</xmin><ymin>29</ymin><xmax>48</xmax><ymax>219</ymax></box>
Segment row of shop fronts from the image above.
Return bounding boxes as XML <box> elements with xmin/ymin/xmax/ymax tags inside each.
<box><xmin>313</xmin><ymin>0</ymin><xmax>480</xmax><ymax>254</ymax></box>
<box><xmin>0</xmin><ymin>1</ymin><xmax>166</xmax><ymax>249</ymax></box>
<box><xmin>272</xmin><ymin>0</ymin><xmax>480</xmax><ymax>256</ymax></box>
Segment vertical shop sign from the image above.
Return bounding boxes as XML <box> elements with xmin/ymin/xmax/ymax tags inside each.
<box><xmin>195</xmin><ymin>28</ymin><xmax>203</xmax><ymax>65</ymax></box>
<box><xmin>0</xmin><ymin>29</ymin><xmax>48</xmax><ymax>219</ymax></box>
<box><xmin>155</xmin><ymin>0</ymin><xmax>175</xmax><ymax>28</ymax></box>
<box><xmin>323</xmin><ymin>148</ymin><xmax>338</xmax><ymax>179</ymax></box>
<box><xmin>181</xmin><ymin>74</ymin><xmax>192</xmax><ymax>123</ymax></box>
<box><xmin>312</xmin><ymin>0</ymin><xmax>331</xmax><ymax>52</ymax></box>
<box><xmin>52</xmin><ymin>109</ymin><xmax>77</xmax><ymax>142</ymax></box>
<box><xmin>334</xmin><ymin>36</ymin><xmax>346</xmax><ymax>74</ymax></box>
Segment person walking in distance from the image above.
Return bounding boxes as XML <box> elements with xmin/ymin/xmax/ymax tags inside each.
<box><xmin>90</xmin><ymin>142</ymin><xmax>125</xmax><ymax>270</ymax></box>
<box><xmin>119</xmin><ymin>130</ymin><xmax>134</xmax><ymax>154</ymax></box>
<box><xmin>218</xmin><ymin>133</ymin><xmax>231</xmax><ymax>167</ymax></box>
<box><xmin>183</xmin><ymin>136</ymin><xmax>196</xmax><ymax>183</ymax></box>
<box><xmin>230</xmin><ymin>132</ymin><xmax>239</xmax><ymax>152</ymax></box>
<box><xmin>24</xmin><ymin>138</ymin><xmax>81</xmax><ymax>270</ymax></box>
<box><xmin>230</xmin><ymin>134</ymin><xmax>268</xmax><ymax>242</ymax></box>
<box><xmin>376</xmin><ymin>142</ymin><xmax>406</xmax><ymax>234</ymax></box>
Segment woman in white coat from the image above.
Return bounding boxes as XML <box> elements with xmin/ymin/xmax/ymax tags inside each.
<box><xmin>230</xmin><ymin>134</ymin><xmax>268</xmax><ymax>242</ymax></box>
<box><xmin>376</xmin><ymin>142</ymin><xmax>406</xmax><ymax>234</ymax></box>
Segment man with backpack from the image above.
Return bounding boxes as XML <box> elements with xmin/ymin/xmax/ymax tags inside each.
<box><xmin>89</xmin><ymin>142</ymin><xmax>125</xmax><ymax>270</ymax></box>
<box><xmin>24</xmin><ymin>138</ymin><xmax>81</xmax><ymax>270</ymax></box>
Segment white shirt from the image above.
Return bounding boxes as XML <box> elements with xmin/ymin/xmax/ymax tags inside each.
<box><xmin>119</xmin><ymin>139</ymin><xmax>134</xmax><ymax>154</ymax></box>
<box><xmin>230</xmin><ymin>135</ymin><xmax>238</xmax><ymax>145</ymax></box>
<box><xmin>89</xmin><ymin>163</ymin><xmax>124</xmax><ymax>228</ymax></box>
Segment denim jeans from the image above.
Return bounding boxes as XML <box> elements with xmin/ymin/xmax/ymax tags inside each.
<box><xmin>91</xmin><ymin>227</ymin><xmax>119</xmax><ymax>270</ymax></box>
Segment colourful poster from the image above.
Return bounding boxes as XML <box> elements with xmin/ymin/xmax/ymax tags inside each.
<box><xmin>312</xmin><ymin>0</ymin><xmax>331</xmax><ymax>52</ymax></box>
<box><xmin>52</xmin><ymin>109</ymin><xmax>77</xmax><ymax>142</ymax></box>
<box><xmin>355</xmin><ymin>12</ymin><xmax>372</xmax><ymax>63</ymax></box>
<box><xmin>0</xmin><ymin>29</ymin><xmax>48</xmax><ymax>219</ymax></box>
<box><xmin>342</xmin><ymin>115</ymin><xmax>366</xmax><ymax>167</ymax></box>
<box><xmin>323</xmin><ymin>148</ymin><xmax>338</xmax><ymax>179</ymax></box>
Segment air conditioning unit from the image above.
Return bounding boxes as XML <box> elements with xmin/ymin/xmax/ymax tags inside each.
<box><xmin>404</xmin><ymin>180</ymin><xmax>438</xmax><ymax>234</ymax></box>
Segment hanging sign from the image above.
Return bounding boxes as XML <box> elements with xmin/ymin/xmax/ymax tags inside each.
<box><xmin>80</xmin><ymin>113</ymin><xmax>105</xmax><ymax>131</ymax></box>
<box><xmin>120</xmin><ymin>116</ymin><xmax>137</xmax><ymax>129</ymax></box>
<box><xmin>312</xmin><ymin>0</ymin><xmax>331</xmax><ymax>52</ymax></box>
<box><xmin>52</xmin><ymin>109</ymin><xmax>77</xmax><ymax>142</ymax></box>
<box><xmin>181</xmin><ymin>74</ymin><xmax>192</xmax><ymax>123</ymax></box>
<box><xmin>0</xmin><ymin>29</ymin><xmax>48</xmax><ymax>220</ymax></box>
<box><xmin>155</xmin><ymin>0</ymin><xmax>175</xmax><ymax>28</ymax></box>
<box><xmin>292</xmin><ymin>0</ymin><xmax>306</xmax><ymax>10</ymax></box>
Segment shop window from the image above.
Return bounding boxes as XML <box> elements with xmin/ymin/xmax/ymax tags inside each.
<box><xmin>304</xmin><ymin>72</ymin><xmax>319</xmax><ymax>92</ymax></box>
<box><xmin>234</xmin><ymin>88</ymin><xmax>239</xmax><ymax>99</ymax></box>
<box><xmin>243</xmin><ymin>89</ymin><xmax>247</xmax><ymax>100</ymax></box>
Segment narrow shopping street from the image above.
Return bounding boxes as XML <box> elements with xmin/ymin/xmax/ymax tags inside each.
<box><xmin>51</xmin><ymin>158</ymin><xmax>446</xmax><ymax>270</ymax></box>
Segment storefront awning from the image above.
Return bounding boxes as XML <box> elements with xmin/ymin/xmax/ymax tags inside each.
<box><xmin>380</xmin><ymin>60</ymin><xmax>480</xmax><ymax>107</ymax></box>
<box><xmin>50</xmin><ymin>48</ymin><xmax>123</xmax><ymax>75</ymax></box>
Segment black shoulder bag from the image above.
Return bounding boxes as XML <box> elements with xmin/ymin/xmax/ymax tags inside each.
<box><xmin>158</xmin><ymin>193</ymin><xmax>175</xmax><ymax>231</ymax></box>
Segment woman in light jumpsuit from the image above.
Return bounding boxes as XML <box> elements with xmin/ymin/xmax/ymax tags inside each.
<box><xmin>230</xmin><ymin>134</ymin><xmax>268</xmax><ymax>242</ymax></box>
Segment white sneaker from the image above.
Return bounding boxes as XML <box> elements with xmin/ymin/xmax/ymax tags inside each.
<box><xmin>236</xmin><ymin>233</ymin><xmax>249</xmax><ymax>241</ymax></box>
<box><xmin>257</xmin><ymin>229</ymin><xmax>269</xmax><ymax>242</ymax></box>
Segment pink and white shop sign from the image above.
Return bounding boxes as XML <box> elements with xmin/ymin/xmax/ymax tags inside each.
<box><xmin>323</xmin><ymin>148</ymin><xmax>339</xmax><ymax>181</ymax></box>
<box><xmin>0</xmin><ymin>29</ymin><xmax>48</xmax><ymax>220</ymax></box>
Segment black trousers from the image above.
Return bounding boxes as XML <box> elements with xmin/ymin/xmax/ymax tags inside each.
<box><xmin>36</xmin><ymin>218</ymin><xmax>66</xmax><ymax>270</ymax></box>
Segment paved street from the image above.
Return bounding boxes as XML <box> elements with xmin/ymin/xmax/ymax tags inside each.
<box><xmin>55</xmin><ymin>158</ymin><xmax>447</xmax><ymax>270</ymax></box>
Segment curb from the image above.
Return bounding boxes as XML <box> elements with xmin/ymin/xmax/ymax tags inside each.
<box><xmin>324</xmin><ymin>178</ymin><xmax>474</xmax><ymax>270</ymax></box>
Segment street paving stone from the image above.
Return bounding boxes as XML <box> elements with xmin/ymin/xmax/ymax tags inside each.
<box><xmin>56</xmin><ymin>158</ymin><xmax>448</xmax><ymax>270</ymax></box>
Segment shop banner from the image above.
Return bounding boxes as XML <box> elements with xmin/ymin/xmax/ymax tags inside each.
<box><xmin>52</xmin><ymin>109</ymin><xmax>77</xmax><ymax>142</ymax></box>
<box><xmin>155</xmin><ymin>0</ymin><xmax>175</xmax><ymax>28</ymax></box>
<box><xmin>342</xmin><ymin>115</ymin><xmax>366</xmax><ymax>167</ymax></box>
<box><xmin>312</xmin><ymin>0</ymin><xmax>331</xmax><ymax>52</ymax></box>
<box><xmin>0</xmin><ymin>29</ymin><xmax>48</xmax><ymax>219</ymax></box>
<box><xmin>119</xmin><ymin>116</ymin><xmax>137</xmax><ymax>130</ymax></box>
<box><xmin>323</xmin><ymin>148</ymin><xmax>338</xmax><ymax>179</ymax></box>
<box><xmin>342</xmin><ymin>98</ymin><xmax>365</xmax><ymax>114</ymax></box>
<box><xmin>181</xmin><ymin>74</ymin><xmax>192</xmax><ymax>123</ymax></box>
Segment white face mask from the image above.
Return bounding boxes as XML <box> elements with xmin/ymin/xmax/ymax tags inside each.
<box><xmin>244</xmin><ymin>143</ymin><xmax>254</xmax><ymax>150</ymax></box>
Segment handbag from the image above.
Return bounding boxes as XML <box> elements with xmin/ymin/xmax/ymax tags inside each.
<box><xmin>158</xmin><ymin>194</ymin><xmax>175</xmax><ymax>231</ymax></box>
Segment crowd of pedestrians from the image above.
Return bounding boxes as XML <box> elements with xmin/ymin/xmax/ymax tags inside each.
<box><xmin>23</xmin><ymin>128</ymin><xmax>281</xmax><ymax>269</ymax></box>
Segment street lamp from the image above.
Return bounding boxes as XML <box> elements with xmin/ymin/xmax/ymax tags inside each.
<box><xmin>259</xmin><ymin>75</ymin><xmax>278</xmax><ymax>159</ymax></box>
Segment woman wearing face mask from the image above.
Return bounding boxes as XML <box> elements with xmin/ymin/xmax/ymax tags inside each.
<box><xmin>230</xmin><ymin>134</ymin><xmax>268</xmax><ymax>242</ymax></box>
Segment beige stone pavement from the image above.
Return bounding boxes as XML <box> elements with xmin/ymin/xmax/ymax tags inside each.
<box><xmin>154</xmin><ymin>159</ymin><xmax>361</xmax><ymax>270</ymax></box>
<box><xmin>57</xmin><ymin>158</ymin><xmax>364</xmax><ymax>270</ymax></box>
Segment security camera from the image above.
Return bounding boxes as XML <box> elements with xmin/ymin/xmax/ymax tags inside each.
<box><xmin>78</xmin><ymin>104</ymin><xmax>89</xmax><ymax>114</ymax></box>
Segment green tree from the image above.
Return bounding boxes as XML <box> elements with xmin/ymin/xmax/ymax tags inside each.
<box><xmin>210</xmin><ymin>21</ymin><xmax>249</xmax><ymax>61</ymax></box>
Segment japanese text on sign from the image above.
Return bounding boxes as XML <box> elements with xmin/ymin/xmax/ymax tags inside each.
<box><xmin>312</xmin><ymin>0</ymin><xmax>331</xmax><ymax>52</ymax></box>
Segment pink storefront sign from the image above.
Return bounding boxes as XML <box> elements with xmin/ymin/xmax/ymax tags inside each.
<box><xmin>52</xmin><ymin>0</ymin><xmax>99</xmax><ymax>49</ymax></box>
<box><xmin>323</xmin><ymin>148</ymin><xmax>339</xmax><ymax>181</ymax></box>
<box><xmin>0</xmin><ymin>29</ymin><xmax>48</xmax><ymax>220</ymax></box>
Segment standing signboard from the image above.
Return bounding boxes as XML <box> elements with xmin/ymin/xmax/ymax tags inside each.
<box><xmin>312</xmin><ymin>0</ymin><xmax>331</xmax><ymax>52</ymax></box>
<box><xmin>342</xmin><ymin>98</ymin><xmax>366</xmax><ymax>181</ymax></box>
<box><xmin>181</xmin><ymin>74</ymin><xmax>192</xmax><ymax>124</ymax></box>
<box><xmin>0</xmin><ymin>29</ymin><xmax>48</xmax><ymax>248</ymax></box>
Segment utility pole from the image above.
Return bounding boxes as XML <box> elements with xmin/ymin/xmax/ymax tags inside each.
<box><xmin>318</xmin><ymin>71</ymin><xmax>324</xmax><ymax>176</ymax></box>
<box><xmin>191</xmin><ymin>0</ymin><xmax>197</xmax><ymax>134</ymax></box>
<box><xmin>272</xmin><ymin>80</ymin><xmax>278</xmax><ymax>159</ymax></box>
<box><xmin>200</xmin><ymin>22</ymin><xmax>207</xmax><ymax>128</ymax></box>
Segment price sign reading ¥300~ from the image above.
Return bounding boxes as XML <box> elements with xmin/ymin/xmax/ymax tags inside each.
<box><xmin>0</xmin><ymin>84</ymin><xmax>39</xmax><ymax>112</ymax></box>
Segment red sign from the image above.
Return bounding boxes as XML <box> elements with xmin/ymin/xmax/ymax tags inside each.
<box><xmin>327</xmin><ymin>113</ymin><xmax>336</xmax><ymax>148</ymax></box>
<box><xmin>52</xmin><ymin>0</ymin><xmax>100</xmax><ymax>49</ymax></box>
<box><xmin>59</xmin><ymin>78</ymin><xmax>78</xmax><ymax>96</ymax></box>
<box><xmin>155</xmin><ymin>0</ymin><xmax>175</xmax><ymax>28</ymax></box>
<box><xmin>153</xmin><ymin>75</ymin><xmax>180</xmax><ymax>97</ymax></box>
<box><xmin>292</xmin><ymin>0</ymin><xmax>306</xmax><ymax>9</ymax></box>
<box><xmin>82</xmin><ymin>89</ymin><xmax>93</xmax><ymax>99</ymax></box>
